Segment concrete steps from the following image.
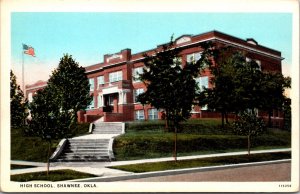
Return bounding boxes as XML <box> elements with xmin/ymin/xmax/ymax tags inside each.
<box><xmin>93</xmin><ymin>122</ymin><xmax>124</xmax><ymax>134</ymax></box>
<box><xmin>56</xmin><ymin>139</ymin><xmax>110</xmax><ymax>162</ymax></box>
<box><xmin>53</xmin><ymin>122</ymin><xmax>124</xmax><ymax>162</ymax></box>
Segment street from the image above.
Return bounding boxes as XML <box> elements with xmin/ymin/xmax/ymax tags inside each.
<box><xmin>121</xmin><ymin>162</ymin><xmax>291</xmax><ymax>182</ymax></box>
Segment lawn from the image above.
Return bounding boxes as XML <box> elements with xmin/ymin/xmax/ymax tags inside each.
<box><xmin>11</xmin><ymin>119</ymin><xmax>291</xmax><ymax>163</ymax></box>
<box><xmin>113</xmin><ymin>120</ymin><xmax>291</xmax><ymax>160</ymax></box>
<box><xmin>11</xmin><ymin>169</ymin><xmax>97</xmax><ymax>182</ymax></box>
<box><xmin>11</xmin><ymin>123</ymin><xmax>90</xmax><ymax>162</ymax></box>
<box><xmin>109</xmin><ymin>151</ymin><xmax>291</xmax><ymax>173</ymax></box>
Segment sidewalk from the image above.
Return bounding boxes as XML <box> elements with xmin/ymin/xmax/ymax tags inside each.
<box><xmin>11</xmin><ymin>148</ymin><xmax>291</xmax><ymax>177</ymax></box>
<box><xmin>108</xmin><ymin>148</ymin><xmax>291</xmax><ymax>167</ymax></box>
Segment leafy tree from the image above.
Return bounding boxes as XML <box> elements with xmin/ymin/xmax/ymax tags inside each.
<box><xmin>198</xmin><ymin>47</ymin><xmax>245</xmax><ymax>127</ymax></box>
<box><xmin>233</xmin><ymin>112</ymin><xmax>266</xmax><ymax>155</ymax></box>
<box><xmin>27</xmin><ymin>88</ymin><xmax>67</xmax><ymax>139</ymax></box>
<box><xmin>28</xmin><ymin>54</ymin><xmax>91</xmax><ymax>138</ymax></box>
<box><xmin>47</xmin><ymin>54</ymin><xmax>92</xmax><ymax>126</ymax></box>
<box><xmin>283</xmin><ymin>97</ymin><xmax>291</xmax><ymax>130</ymax></box>
<box><xmin>26</xmin><ymin>88</ymin><xmax>62</xmax><ymax>175</ymax></box>
<box><xmin>260</xmin><ymin>73</ymin><xmax>291</xmax><ymax>127</ymax></box>
<box><xmin>10</xmin><ymin>70</ymin><xmax>28</xmax><ymax>127</ymax></box>
<box><xmin>137</xmin><ymin>37</ymin><xmax>202</xmax><ymax>161</ymax></box>
<box><xmin>198</xmin><ymin>45</ymin><xmax>289</xmax><ymax>129</ymax></box>
<box><xmin>27</xmin><ymin>54</ymin><xmax>91</xmax><ymax>174</ymax></box>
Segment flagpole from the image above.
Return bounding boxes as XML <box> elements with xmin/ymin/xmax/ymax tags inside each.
<box><xmin>22</xmin><ymin>47</ymin><xmax>25</xmax><ymax>93</ymax></box>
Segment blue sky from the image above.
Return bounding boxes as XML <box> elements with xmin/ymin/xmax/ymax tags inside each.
<box><xmin>11</xmin><ymin>12</ymin><xmax>292</xmax><ymax>86</ymax></box>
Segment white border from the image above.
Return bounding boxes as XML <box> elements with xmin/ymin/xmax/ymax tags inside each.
<box><xmin>1</xmin><ymin>0</ymin><xmax>299</xmax><ymax>192</ymax></box>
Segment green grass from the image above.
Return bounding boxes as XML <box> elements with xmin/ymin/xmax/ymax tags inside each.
<box><xmin>67</xmin><ymin>123</ymin><xmax>91</xmax><ymax>138</ymax></box>
<box><xmin>114</xmin><ymin>120</ymin><xmax>291</xmax><ymax>161</ymax></box>
<box><xmin>109</xmin><ymin>152</ymin><xmax>291</xmax><ymax>173</ymax></box>
<box><xmin>11</xmin><ymin>123</ymin><xmax>90</xmax><ymax>162</ymax></box>
<box><xmin>11</xmin><ymin>169</ymin><xmax>97</xmax><ymax>182</ymax></box>
<box><xmin>125</xmin><ymin>119</ymin><xmax>229</xmax><ymax>134</ymax></box>
<box><xmin>11</xmin><ymin>127</ymin><xmax>59</xmax><ymax>162</ymax></box>
<box><xmin>11</xmin><ymin>164</ymin><xmax>37</xmax><ymax>170</ymax></box>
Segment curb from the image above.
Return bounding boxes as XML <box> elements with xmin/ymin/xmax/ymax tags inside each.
<box><xmin>70</xmin><ymin>159</ymin><xmax>291</xmax><ymax>182</ymax></box>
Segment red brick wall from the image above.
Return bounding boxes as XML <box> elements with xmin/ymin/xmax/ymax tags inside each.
<box><xmin>85</xmin><ymin>115</ymin><xmax>102</xmax><ymax>123</ymax></box>
<box><xmin>77</xmin><ymin>110</ymin><xmax>86</xmax><ymax>123</ymax></box>
<box><xmin>25</xmin><ymin>80</ymin><xmax>47</xmax><ymax>100</ymax></box>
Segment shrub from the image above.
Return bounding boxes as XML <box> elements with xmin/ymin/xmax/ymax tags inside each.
<box><xmin>233</xmin><ymin>112</ymin><xmax>266</xmax><ymax>155</ymax></box>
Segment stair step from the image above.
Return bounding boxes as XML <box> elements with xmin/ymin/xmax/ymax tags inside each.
<box><xmin>63</xmin><ymin>154</ymin><xmax>108</xmax><ymax>157</ymax></box>
<box><xmin>69</xmin><ymin>142</ymin><xmax>108</xmax><ymax>144</ymax></box>
<box><xmin>53</xmin><ymin>123</ymin><xmax>123</xmax><ymax>162</ymax></box>
<box><xmin>57</xmin><ymin>156</ymin><xmax>110</xmax><ymax>162</ymax></box>
<box><xmin>68</xmin><ymin>139</ymin><xmax>110</xmax><ymax>142</ymax></box>
<box><xmin>64</xmin><ymin>149</ymin><xmax>108</xmax><ymax>152</ymax></box>
<box><xmin>92</xmin><ymin>123</ymin><xmax>123</xmax><ymax>135</ymax></box>
<box><xmin>67</xmin><ymin>146</ymin><xmax>108</xmax><ymax>149</ymax></box>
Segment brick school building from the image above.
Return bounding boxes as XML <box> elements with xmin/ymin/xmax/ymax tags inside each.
<box><xmin>25</xmin><ymin>30</ymin><xmax>284</xmax><ymax>127</ymax></box>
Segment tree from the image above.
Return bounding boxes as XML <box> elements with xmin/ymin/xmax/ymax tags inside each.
<box><xmin>10</xmin><ymin>70</ymin><xmax>28</xmax><ymax>127</ymax></box>
<box><xmin>233</xmin><ymin>111</ymin><xmax>266</xmax><ymax>155</ymax></box>
<box><xmin>28</xmin><ymin>54</ymin><xmax>92</xmax><ymax>138</ymax></box>
<box><xmin>199</xmin><ymin>47</ymin><xmax>245</xmax><ymax>127</ymax></box>
<box><xmin>137</xmin><ymin>37</ymin><xmax>202</xmax><ymax>161</ymax></box>
<box><xmin>198</xmin><ymin>45</ymin><xmax>289</xmax><ymax>129</ymax></box>
<box><xmin>47</xmin><ymin>54</ymin><xmax>92</xmax><ymax>126</ymax></box>
<box><xmin>283</xmin><ymin>97</ymin><xmax>291</xmax><ymax>130</ymax></box>
<box><xmin>27</xmin><ymin>54</ymin><xmax>92</xmax><ymax>175</ymax></box>
<box><xmin>198</xmin><ymin>46</ymin><xmax>251</xmax><ymax>127</ymax></box>
<box><xmin>27</xmin><ymin>88</ymin><xmax>66</xmax><ymax>139</ymax></box>
<box><xmin>27</xmin><ymin>88</ymin><xmax>62</xmax><ymax>175</ymax></box>
<box><xmin>260</xmin><ymin>73</ymin><xmax>291</xmax><ymax>127</ymax></box>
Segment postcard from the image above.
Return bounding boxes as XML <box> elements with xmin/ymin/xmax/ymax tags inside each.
<box><xmin>1</xmin><ymin>0</ymin><xmax>299</xmax><ymax>192</ymax></box>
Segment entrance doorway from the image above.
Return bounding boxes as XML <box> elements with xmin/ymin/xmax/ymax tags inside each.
<box><xmin>103</xmin><ymin>93</ymin><xmax>118</xmax><ymax>113</ymax></box>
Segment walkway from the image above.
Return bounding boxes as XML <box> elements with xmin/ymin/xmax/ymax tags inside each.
<box><xmin>11</xmin><ymin>148</ymin><xmax>291</xmax><ymax>178</ymax></box>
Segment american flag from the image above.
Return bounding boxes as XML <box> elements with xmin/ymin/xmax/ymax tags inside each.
<box><xmin>23</xmin><ymin>44</ymin><xmax>35</xmax><ymax>57</ymax></box>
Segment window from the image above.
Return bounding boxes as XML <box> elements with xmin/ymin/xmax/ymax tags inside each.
<box><xmin>97</xmin><ymin>76</ymin><xmax>104</xmax><ymax>87</ymax></box>
<box><xmin>132</xmin><ymin>67</ymin><xmax>144</xmax><ymax>82</ymax></box>
<box><xmin>28</xmin><ymin>92</ymin><xmax>33</xmax><ymax>102</ymax></box>
<box><xmin>135</xmin><ymin>110</ymin><xmax>145</xmax><ymax>120</ymax></box>
<box><xmin>89</xmin><ymin>78</ymin><xmax>95</xmax><ymax>91</ymax></box>
<box><xmin>133</xmin><ymin>88</ymin><xmax>144</xmax><ymax>103</ymax></box>
<box><xmin>187</xmin><ymin>52</ymin><xmax>202</xmax><ymax>64</ymax></box>
<box><xmin>87</xmin><ymin>96</ymin><xmax>95</xmax><ymax>109</ymax></box>
<box><xmin>148</xmin><ymin>108</ymin><xmax>158</xmax><ymax>120</ymax></box>
<box><xmin>195</xmin><ymin>76</ymin><xmax>209</xmax><ymax>92</ymax></box>
<box><xmin>109</xmin><ymin>71</ymin><xmax>122</xmax><ymax>83</ymax></box>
